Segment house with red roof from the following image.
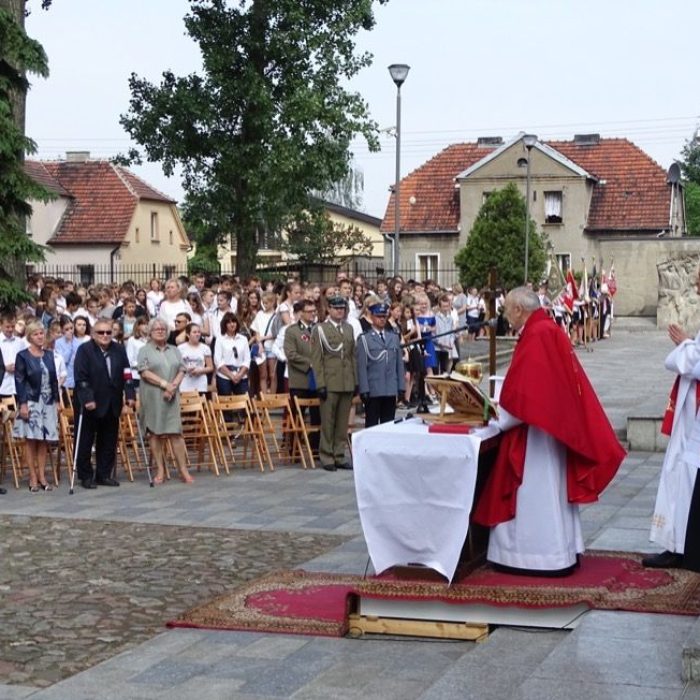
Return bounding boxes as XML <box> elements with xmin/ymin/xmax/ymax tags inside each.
<box><xmin>24</xmin><ymin>152</ymin><xmax>189</xmax><ymax>285</ymax></box>
<box><xmin>381</xmin><ymin>133</ymin><xmax>688</xmax><ymax>315</ymax></box>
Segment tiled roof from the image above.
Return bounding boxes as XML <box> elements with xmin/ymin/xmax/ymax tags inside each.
<box><xmin>381</xmin><ymin>138</ymin><xmax>672</xmax><ymax>234</ymax></box>
<box><xmin>382</xmin><ymin>144</ymin><xmax>493</xmax><ymax>234</ymax></box>
<box><xmin>549</xmin><ymin>138</ymin><xmax>670</xmax><ymax>231</ymax></box>
<box><xmin>24</xmin><ymin>160</ymin><xmax>175</xmax><ymax>245</ymax></box>
<box><xmin>23</xmin><ymin>161</ymin><xmax>71</xmax><ymax>197</ymax></box>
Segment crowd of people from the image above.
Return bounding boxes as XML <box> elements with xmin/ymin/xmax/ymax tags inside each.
<box><xmin>0</xmin><ymin>270</ymin><xmax>616</xmax><ymax>494</ymax></box>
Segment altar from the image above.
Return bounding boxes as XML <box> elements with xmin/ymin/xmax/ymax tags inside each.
<box><xmin>352</xmin><ymin>418</ymin><xmax>500</xmax><ymax>582</ymax></box>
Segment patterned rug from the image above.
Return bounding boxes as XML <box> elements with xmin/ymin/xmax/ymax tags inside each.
<box><xmin>167</xmin><ymin>551</ymin><xmax>700</xmax><ymax>637</ymax></box>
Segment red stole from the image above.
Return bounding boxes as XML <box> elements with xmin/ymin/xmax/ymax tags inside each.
<box><xmin>660</xmin><ymin>377</ymin><xmax>700</xmax><ymax>436</ymax></box>
<box><xmin>472</xmin><ymin>308</ymin><xmax>626</xmax><ymax>527</ymax></box>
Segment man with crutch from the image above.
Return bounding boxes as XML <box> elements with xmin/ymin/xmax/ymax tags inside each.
<box><xmin>72</xmin><ymin>319</ymin><xmax>136</xmax><ymax>489</ymax></box>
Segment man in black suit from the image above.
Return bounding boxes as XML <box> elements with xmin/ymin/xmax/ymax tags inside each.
<box><xmin>74</xmin><ymin>318</ymin><xmax>136</xmax><ymax>489</ymax></box>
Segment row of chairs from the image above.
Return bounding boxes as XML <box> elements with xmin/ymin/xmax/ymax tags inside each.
<box><xmin>0</xmin><ymin>391</ymin><xmax>322</xmax><ymax>488</ymax></box>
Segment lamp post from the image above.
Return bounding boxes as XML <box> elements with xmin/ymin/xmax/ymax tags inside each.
<box><xmin>522</xmin><ymin>134</ymin><xmax>537</xmax><ymax>284</ymax></box>
<box><xmin>389</xmin><ymin>63</ymin><xmax>410</xmax><ymax>278</ymax></box>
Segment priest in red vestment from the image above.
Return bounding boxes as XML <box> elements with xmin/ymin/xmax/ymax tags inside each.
<box><xmin>473</xmin><ymin>287</ymin><xmax>626</xmax><ymax>575</ymax></box>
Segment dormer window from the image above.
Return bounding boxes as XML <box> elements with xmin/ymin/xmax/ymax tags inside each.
<box><xmin>517</xmin><ymin>157</ymin><xmax>528</xmax><ymax>168</ymax></box>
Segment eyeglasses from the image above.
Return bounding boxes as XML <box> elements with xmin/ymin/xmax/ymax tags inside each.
<box><xmin>233</xmin><ymin>347</ymin><xmax>238</xmax><ymax>359</ymax></box>
<box><xmin>95</xmin><ymin>330</ymin><xmax>112</xmax><ymax>336</ymax></box>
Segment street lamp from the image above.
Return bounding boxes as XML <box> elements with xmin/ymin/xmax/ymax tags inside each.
<box><xmin>522</xmin><ymin>133</ymin><xmax>537</xmax><ymax>284</ymax></box>
<box><xmin>389</xmin><ymin>63</ymin><xmax>410</xmax><ymax>278</ymax></box>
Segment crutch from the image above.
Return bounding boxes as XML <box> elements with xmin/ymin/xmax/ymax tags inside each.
<box><xmin>69</xmin><ymin>409</ymin><xmax>83</xmax><ymax>495</ymax></box>
<box><xmin>134</xmin><ymin>413</ymin><xmax>154</xmax><ymax>487</ymax></box>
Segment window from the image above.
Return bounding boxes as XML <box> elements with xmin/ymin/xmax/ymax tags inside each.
<box><xmin>135</xmin><ymin>227</ymin><xmax>140</xmax><ymax>243</ymax></box>
<box><xmin>150</xmin><ymin>212</ymin><xmax>159</xmax><ymax>241</ymax></box>
<box><xmin>544</xmin><ymin>191</ymin><xmax>563</xmax><ymax>223</ymax></box>
<box><xmin>169</xmin><ymin>230</ymin><xmax>174</xmax><ymax>245</ymax></box>
<box><xmin>162</xmin><ymin>265</ymin><xmax>176</xmax><ymax>279</ymax></box>
<box><xmin>26</xmin><ymin>216</ymin><xmax>32</xmax><ymax>237</ymax></box>
<box><xmin>77</xmin><ymin>265</ymin><xmax>95</xmax><ymax>286</ymax></box>
<box><xmin>555</xmin><ymin>253</ymin><xmax>571</xmax><ymax>274</ymax></box>
<box><xmin>482</xmin><ymin>191</ymin><xmax>492</xmax><ymax>204</ymax></box>
<box><xmin>417</xmin><ymin>254</ymin><xmax>439</xmax><ymax>280</ymax></box>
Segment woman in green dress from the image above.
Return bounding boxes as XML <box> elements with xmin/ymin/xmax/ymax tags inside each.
<box><xmin>137</xmin><ymin>318</ymin><xmax>193</xmax><ymax>484</ymax></box>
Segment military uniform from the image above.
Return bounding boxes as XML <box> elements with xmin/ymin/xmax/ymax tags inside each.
<box><xmin>310</xmin><ymin>315</ymin><xmax>356</xmax><ymax>469</ymax></box>
<box><xmin>284</xmin><ymin>320</ymin><xmax>320</xmax><ymax>449</ymax></box>
<box><xmin>356</xmin><ymin>327</ymin><xmax>404</xmax><ymax>428</ymax></box>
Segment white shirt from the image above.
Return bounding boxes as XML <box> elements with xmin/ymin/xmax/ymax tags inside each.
<box><xmin>146</xmin><ymin>290</ymin><xmax>163</xmax><ymax>318</ymax></box>
<box><xmin>158</xmin><ymin>299</ymin><xmax>193</xmax><ymax>331</ymax></box>
<box><xmin>126</xmin><ymin>336</ymin><xmax>147</xmax><ymax>381</ymax></box>
<box><xmin>251</xmin><ymin>310</ymin><xmax>276</xmax><ymax>351</ymax></box>
<box><xmin>0</xmin><ymin>334</ymin><xmax>27</xmax><ymax>395</ymax></box>
<box><xmin>178</xmin><ymin>342</ymin><xmax>212</xmax><ymax>393</ymax></box>
<box><xmin>213</xmin><ymin>333</ymin><xmax>250</xmax><ymax>379</ymax></box>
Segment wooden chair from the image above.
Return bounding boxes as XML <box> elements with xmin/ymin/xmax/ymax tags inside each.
<box><xmin>179</xmin><ymin>393</ymin><xmax>221</xmax><ymax>476</ymax></box>
<box><xmin>253</xmin><ymin>393</ymin><xmax>304</xmax><ymax>468</ymax></box>
<box><xmin>0</xmin><ymin>397</ymin><xmax>21</xmax><ymax>488</ymax></box>
<box><xmin>210</xmin><ymin>394</ymin><xmax>272</xmax><ymax>472</ymax></box>
<box><xmin>292</xmin><ymin>395</ymin><xmax>321</xmax><ymax>469</ymax></box>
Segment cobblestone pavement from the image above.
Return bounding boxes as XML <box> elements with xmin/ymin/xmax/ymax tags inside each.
<box><xmin>0</xmin><ymin>515</ymin><xmax>347</xmax><ymax>689</ymax></box>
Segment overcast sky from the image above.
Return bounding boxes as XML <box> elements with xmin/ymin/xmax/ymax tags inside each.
<box><xmin>25</xmin><ymin>0</ymin><xmax>700</xmax><ymax>219</ymax></box>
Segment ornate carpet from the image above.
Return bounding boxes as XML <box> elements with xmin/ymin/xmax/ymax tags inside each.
<box><xmin>167</xmin><ymin>551</ymin><xmax>700</xmax><ymax>637</ymax></box>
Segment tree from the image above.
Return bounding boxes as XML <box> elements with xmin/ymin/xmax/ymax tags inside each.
<box><xmin>120</xmin><ymin>0</ymin><xmax>385</xmax><ymax>279</ymax></box>
<box><xmin>283</xmin><ymin>202</ymin><xmax>373</xmax><ymax>265</ymax></box>
<box><xmin>0</xmin><ymin>0</ymin><xmax>51</xmax><ymax>308</ymax></box>
<box><xmin>454</xmin><ymin>183</ymin><xmax>548</xmax><ymax>291</ymax></box>
<box><xmin>680</xmin><ymin>135</ymin><xmax>700</xmax><ymax>235</ymax></box>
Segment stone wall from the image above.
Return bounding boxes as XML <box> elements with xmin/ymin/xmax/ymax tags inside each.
<box><xmin>657</xmin><ymin>253</ymin><xmax>700</xmax><ymax>330</ymax></box>
<box><xmin>597</xmin><ymin>237</ymin><xmax>700</xmax><ymax>321</ymax></box>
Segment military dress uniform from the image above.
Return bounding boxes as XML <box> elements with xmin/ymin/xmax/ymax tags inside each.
<box><xmin>310</xmin><ymin>310</ymin><xmax>356</xmax><ymax>470</ymax></box>
<box><xmin>284</xmin><ymin>319</ymin><xmax>320</xmax><ymax>449</ymax></box>
<box><xmin>356</xmin><ymin>325</ymin><xmax>405</xmax><ymax>428</ymax></box>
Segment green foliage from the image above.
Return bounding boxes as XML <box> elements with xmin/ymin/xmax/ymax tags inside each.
<box><xmin>685</xmin><ymin>181</ymin><xmax>700</xmax><ymax>236</ymax></box>
<box><xmin>120</xmin><ymin>0</ymin><xmax>385</xmax><ymax>278</ymax></box>
<box><xmin>680</xmin><ymin>137</ymin><xmax>700</xmax><ymax>186</ymax></box>
<box><xmin>454</xmin><ymin>183</ymin><xmax>548</xmax><ymax>290</ymax></box>
<box><xmin>0</xmin><ymin>6</ymin><xmax>50</xmax><ymax>309</ymax></box>
<box><xmin>283</xmin><ymin>202</ymin><xmax>373</xmax><ymax>264</ymax></box>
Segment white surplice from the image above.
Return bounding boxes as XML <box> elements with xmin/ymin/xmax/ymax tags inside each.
<box><xmin>487</xmin><ymin>407</ymin><xmax>584</xmax><ymax>571</ymax></box>
<box><xmin>649</xmin><ymin>335</ymin><xmax>700</xmax><ymax>553</ymax></box>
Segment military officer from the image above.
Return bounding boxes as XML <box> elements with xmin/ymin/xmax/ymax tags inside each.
<box><xmin>284</xmin><ymin>299</ymin><xmax>320</xmax><ymax>450</ymax></box>
<box><xmin>356</xmin><ymin>300</ymin><xmax>405</xmax><ymax>428</ymax></box>
<box><xmin>310</xmin><ymin>295</ymin><xmax>356</xmax><ymax>471</ymax></box>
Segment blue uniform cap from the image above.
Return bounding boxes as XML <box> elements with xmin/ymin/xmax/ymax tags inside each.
<box><xmin>368</xmin><ymin>302</ymin><xmax>389</xmax><ymax>316</ymax></box>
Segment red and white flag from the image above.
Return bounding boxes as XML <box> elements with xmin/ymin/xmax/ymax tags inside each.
<box><xmin>562</xmin><ymin>269</ymin><xmax>578</xmax><ymax>313</ymax></box>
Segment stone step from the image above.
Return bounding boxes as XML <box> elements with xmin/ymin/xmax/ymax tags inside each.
<box><xmin>683</xmin><ymin>617</ymin><xmax>700</xmax><ymax>682</ymax></box>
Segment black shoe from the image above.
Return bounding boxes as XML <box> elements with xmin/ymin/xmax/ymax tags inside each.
<box><xmin>95</xmin><ymin>477</ymin><xmax>120</xmax><ymax>487</ymax></box>
<box><xmin>336</xmin><ymin>462</ymin><xmax>353</xmax><ymax>470</ymax></box>
<box><xmin>0</xmin><ymin>486</ymin><xmax>6</xmax><ymax>495</ymax></box>
<box><xmin>81</xmin><ymin>479</ymin><xmax>97</xmax><ymax>490</ymax></box>
<box><xmin>322</xmin><ymin>463</ymin><xmax>337</xmax><ymax>472</ymax></box>
<box><xmin>641</xmin><ymin>551</ymin><xmax>683</xmax><ymax>568</ymax></box>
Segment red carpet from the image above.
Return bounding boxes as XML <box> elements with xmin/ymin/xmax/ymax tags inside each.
<box><xmin>167</xmin><ymin>551</ymin><xmax>700</xmax><ymax>637</ymax></box>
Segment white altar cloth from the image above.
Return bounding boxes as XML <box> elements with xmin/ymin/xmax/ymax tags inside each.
<box><xmin>352</xmin><ymin>418</ymin><xmax>500</xmax><ymax>582</ymax></box>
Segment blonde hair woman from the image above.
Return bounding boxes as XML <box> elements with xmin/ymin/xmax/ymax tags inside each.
<box><xmin>13</xmin><ymin>320</ymin><xmax>60</xmax><ymax>492</ymax></box>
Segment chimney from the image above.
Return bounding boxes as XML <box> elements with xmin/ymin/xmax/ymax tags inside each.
<box><xmin>65</xmin><ymin>151</ymin><xmax>91</xmax><ymax>162</ymax></box>
<box><xmin>573</xmin><ymin>134</ymin><xmax>600</xmax><ymax>146</ymax></box>
<box><xmin>477</xmin><ymin>136</ymin><xmax>503</xmax><ymax>148</ymax></box>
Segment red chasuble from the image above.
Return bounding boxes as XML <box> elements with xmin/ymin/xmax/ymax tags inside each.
<box><xmin>472</xmin><ymin>308</ymin><xmax>626</xmax><ymax>527</ymax></box>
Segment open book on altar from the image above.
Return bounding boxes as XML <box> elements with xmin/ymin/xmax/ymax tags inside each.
<box><xmin>424</xmin><ymin>372</ymin><xmax>498</xmax><ymax>425</ymax></box>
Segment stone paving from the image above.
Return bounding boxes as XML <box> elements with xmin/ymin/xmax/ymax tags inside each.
<box><xmin>0</xmin><ymin>513</ymin><xmax>346</xmax><ymax>689</ymax></box>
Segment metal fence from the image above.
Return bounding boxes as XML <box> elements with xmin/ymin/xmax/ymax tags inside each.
<box><xmin>27</xmin><ymin>261</ymin><xmax>463</xmax><ymax>290</ymax></box>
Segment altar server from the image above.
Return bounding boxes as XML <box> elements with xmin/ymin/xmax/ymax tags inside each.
<box><xmin>643</xmin><ymin>275</ymin><xmax>700</xmax><ymax>571</ymax></box>
<box><xmin>473</xmin><ymin>287</ymin><xmax>625</xmax><ymax>576</ymax></box>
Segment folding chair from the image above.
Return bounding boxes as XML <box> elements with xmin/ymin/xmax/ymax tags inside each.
<box><xmin>210</xmin><ymin>394</ymin><xmax>272</xmax><ymax>472</ymax></box>
<box><xmin>292</xmin><ymin>395</ymin><xmax>321</xmax><ymax>469</ymax></box>
<box><xmin>253</xmin><ymin>393</ymin><xmax>304</xmax><ymax>468</ymax></box>
<box><xmin>180</xmin><ymin>393</ymin><xmax>221</xmax><ymax>476</ymax></box>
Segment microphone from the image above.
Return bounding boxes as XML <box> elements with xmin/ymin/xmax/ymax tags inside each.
<box><xmin>470</xmin><ymin>318</ymin><xmax>498</xmax><ymax>330</ymax></box>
